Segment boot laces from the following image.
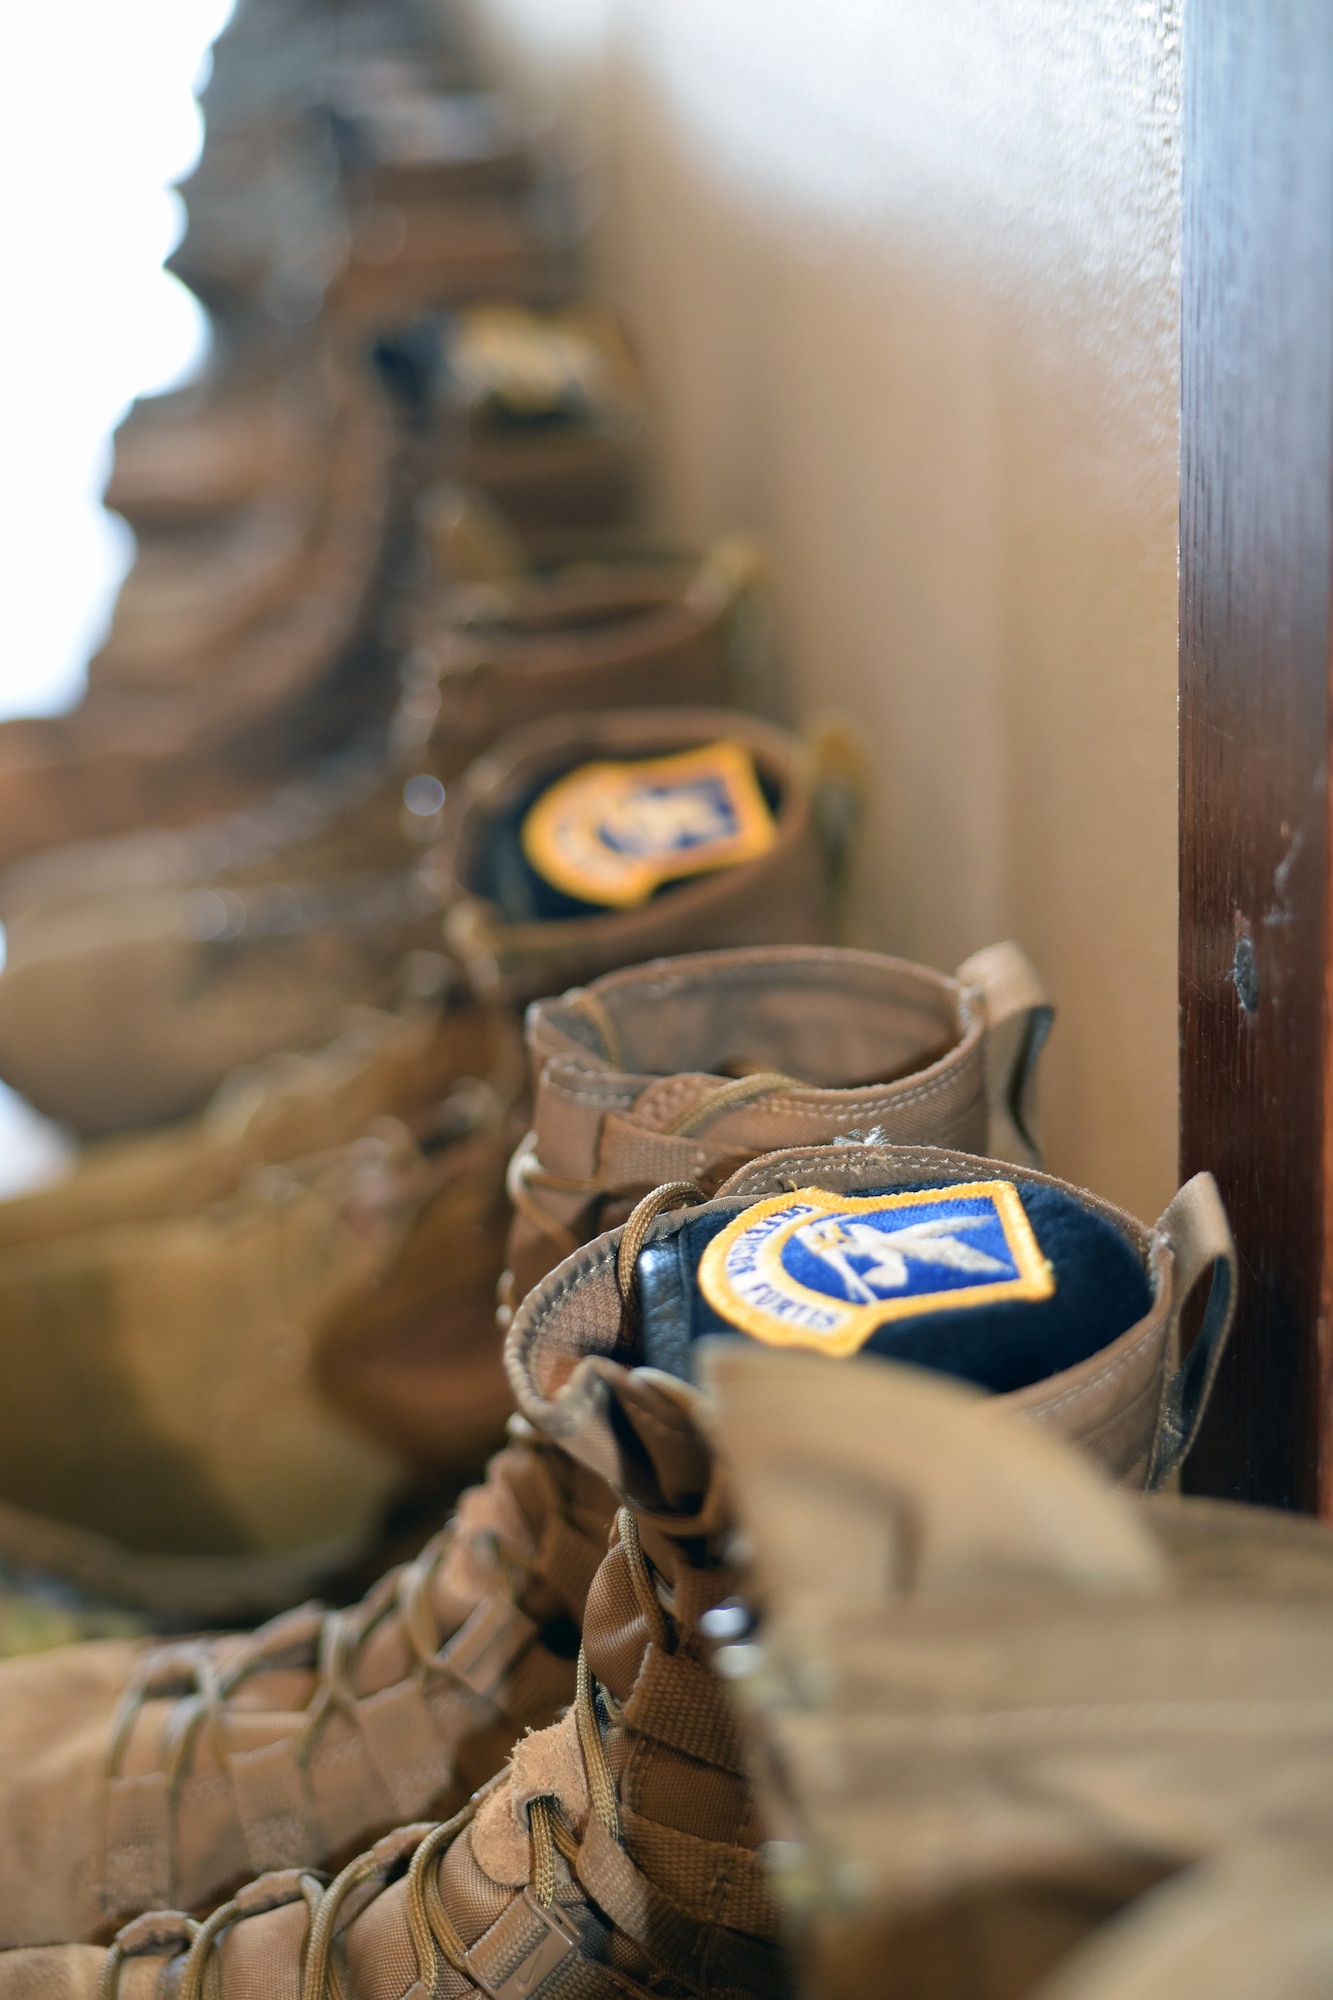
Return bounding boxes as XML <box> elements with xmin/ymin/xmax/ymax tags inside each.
<box><xmin>505</xmin><ymin>1132</ymin><xmax>592</xmax><ymax>1255</ymax></box>
<box><xmin>515</xmin><ymin>1066</ymin><xmax>798</xmax><ymax>1256</ymax></box>
<box><xmin>106</xmin><ymin>1441</ymin><xmax>574</xmax><ymax>1803</ymax></box>
<box><xmin>100</xmin><ymin>1513</ymin><xmax>678</xmax><ymax>2000</ymax></box>
<box><xmin>108</xmin><ymin>1529</ymin><xmax>451</xmax><ymax>1794</ymax></box>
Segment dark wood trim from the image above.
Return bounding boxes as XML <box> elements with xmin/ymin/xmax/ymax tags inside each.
<box><xmin>1179</xmin><ymin>0</ymin><xmax>1333</xmax><ymax>1510</ymax></box>
<box><xmin>1323</xmin><ymin>718</ymin><xmax>1333</xmax><ymax>1513</ymax></box>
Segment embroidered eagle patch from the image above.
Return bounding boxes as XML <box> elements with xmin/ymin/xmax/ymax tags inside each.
<box><xmin>697</xmin><ymin>1182</ymin><xmax>1055</xmax><ymax>1358</ymax></box>
<box><xmin>521</xmin><ymin>741</ymin><xmax>778</xmax><ymax>909</ymax></box>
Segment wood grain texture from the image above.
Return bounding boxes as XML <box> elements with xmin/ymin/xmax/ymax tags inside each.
<box><xmin>1179</xmin><ymin>0</ymin><xmax>1333</xmax><ymax>1508</ymax></box>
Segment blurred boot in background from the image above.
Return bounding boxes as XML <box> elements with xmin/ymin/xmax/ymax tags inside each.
<box><xmin>0</xmin><ymin>995</ymin><xmax>523</xmax><ymax>1617</ymax></box>
<box><xmin>440</xmin><ymin>707</ymin><xmax>832</xmax><ymax>1002</ymax></box>
<box><xmin>0</xmin><ymin>1422</ymin><xmax>610</xmax><ymax>1945</ymax></box>
<box><xmin>0</xmin><ymin>361</ymin><xmax>398</xmax><ymax>868</ymax></box>
<box><xmin>0</xmin><ymin>555</ymin><xmax>763</xmax><ymax>1135</ymax></box>
<box><xmin>377</xmin><ymin>306</ymin><xmax>646</xmax><ymax>534</ymax></box>
<box><xmin>0</xmin><ymin>0</ymin><xmax>592</xmax><ymax>875</ymax></box>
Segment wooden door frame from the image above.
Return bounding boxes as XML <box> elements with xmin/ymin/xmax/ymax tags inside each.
<box><xmin>1179</xmin><ymin>0</ymin><xmax>1333</xmax><ymax>1510</ymax></box>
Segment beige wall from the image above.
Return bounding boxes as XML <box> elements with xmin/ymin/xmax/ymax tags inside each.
<box><xmin>466</xmin><ymin>0</ymin><xmax>1182</xmax><ymax>1221</ymax></box>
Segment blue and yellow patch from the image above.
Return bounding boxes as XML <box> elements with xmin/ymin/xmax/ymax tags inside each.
<box><xmin>450</xmin><ymin>306</ymin><xmax>616</xmax><ymax>421</ymax></box>
<box><xmin>520</xmin><ymin>741</ymin><xmax>778</xmax><ymax>910</ymax></box>
<box><xmin>697</xmin><ymin>1182</ymin><xmax>1056</xmax><ymax>1359</ymax></box>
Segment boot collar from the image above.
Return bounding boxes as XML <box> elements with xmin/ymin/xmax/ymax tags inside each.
<box><xmin>505</xmin><ymin>1142</ymin><xmax>1235</xmax><ymax>1500</ymax></box>
<box><xmin>435</xmin><ymin>709</ymin><xmax>825</xmax><ymax>1002</ymax></box>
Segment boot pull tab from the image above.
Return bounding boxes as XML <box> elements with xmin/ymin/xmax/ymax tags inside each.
<box><xmin>561</xmin><ymin>985</ymin><xmax>624</xmax><ymax>1069</ymax></box>
<box><xmin>803</xmin><ymin>713</ymin><xmax>868</xmax><ymax>934</ymax></box>
<box><xmin>1146</xmin><ymin>1172</ymin><xmax>1237</xmax><ymax>1490</ymax></box>
<box><xmin>691</xmin><ymin>534</ymin><xmax>773</xmax><ymax>703</ymax></box>
<box><xmin>955</xmin><ymin>940</ymin><xmax>1053</xmax><ymax>1169</ymax></box>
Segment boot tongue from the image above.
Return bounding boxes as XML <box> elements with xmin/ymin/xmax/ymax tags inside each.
<box><xmin>636</xmin><ymin>1175</ymin><xmax>1152</xmax><ymax>1396</ymax></box>
<box><xmin>604</xmin><ymin>1371</ymin><xmax>717</xmax><ymax>1525</ymax></box>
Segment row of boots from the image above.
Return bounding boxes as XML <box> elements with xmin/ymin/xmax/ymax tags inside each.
<box><xmin>1</xmin><ymin>940</ymin><xmax>1281</xmax><ymax>1999</ymax></box>
<box><xmin>0</xmin><ymin>1</ymin><xmax>1326</xmax><ymax>1996</ymax></box>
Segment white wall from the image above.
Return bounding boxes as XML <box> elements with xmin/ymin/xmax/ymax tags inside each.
<box><xmin>466</xmin><ymin>0</ymin><xmax>1182</xmax><ymax>1221</ymax></box>
<box><xmin>0</xmin><ymin>0</ymin><xmax>228</xmax><ymax>721</ymax></box>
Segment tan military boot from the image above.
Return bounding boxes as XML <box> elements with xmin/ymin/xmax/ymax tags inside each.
<box><xmin>440</xmin><ymin>707</ymin><xmax>832</xmax><ymax>1004</ymax></box>
<box><xmin>326</xmin><ymin>59</ymin><xmax>543</xmax><ymax>297</ymax></box>
<box><xmin>0</xmin><ymin>1310</ymin><xmax>792</xmax><ymax>1994</ymax></box>
<box><xmin>0</xmin><ymin>1001</ymin><xmax>504</xmax><ymax>1249</ymax></box>
<box><xmin>0</xmin><ymin>991</ymin><xmax>528</xmax><ymax>1620</ymax></box>
<box><xmin>402</xmin><ymin>541</ymin><xmax>759</xmax><ymax>782</ymax></box>
<box><xmin>0</xmin><ymin>1131</ymin><xmax>419</xmax><ymax>1619</ymax></box>
<box><xmin>163</xmin><ymin>0</ymin><xmax>556</xmax><ymax>333</ymax></box>
<box><xmin>182</xmin><ymin>537</ymin><xmax>755</xmax><ymax>888</ymax></box>
<box><xmin>0</xmin><ymin>360</ymin><xmax>395</xmax><ymax>874</ymax></box>
<box><xmin>103</xmin><ymin>342</ymin><xmax>334</xmax><ymax>532</ymax></box>
<box><xmin>374</xmin><ymin>306</ymin><xmax>645</xmax><ymax>532</ymax></box>
<box><xmin>0</xmin><ymin>550</ymin><xmax>753</xmax><ymax>1137</ymax></box>
<box><xmin>324</xmin><ymin>67</ymin><xmax>565</xmax><ymax>330</ymax></box>
<box><xmin>703</xmin><ymin>1342</ymin><xmax>1333</xmax><ymax>2000</ymax></box>
<box><xmin>331</xmin><ymin>179</ymin><xmax>561</xmax><ymax>332</ymax></box>
<box><xmin>88</xmin><ymin>489</ymin><xmax>329</xmax><ymax>696</ymax></box>
<box><xmin>88</xmin><ymin>343</ymin><xmax>350</xmax><ymax>700</ymax></box>
<box><xmin>0</xmin><ymin>869</ymin><xmax>446</xmax><ymax>1139</ymax></box>
<box><xmin>90</xmin><ymin>537</ymin><xmax>758</xmax><ymax>892</ymax></box>
<box><xmin>0</xmin><ymin>537</ymin><xmax>753</xmax><ymax>922</ymax></box>
<box><xmin>0</xmin><ymin>1426</ymin><xmax>611</xmax><ymax>1947</ymax></box>
<box><xmin>437</xmin><ymin>306</ymin><xmax>645</xmax><ymax>533</ymax></box>
<box><xmin>505</xmin><ymin>938</ymin><xmax>1051</xmax><ymax>1305</ymax></box>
